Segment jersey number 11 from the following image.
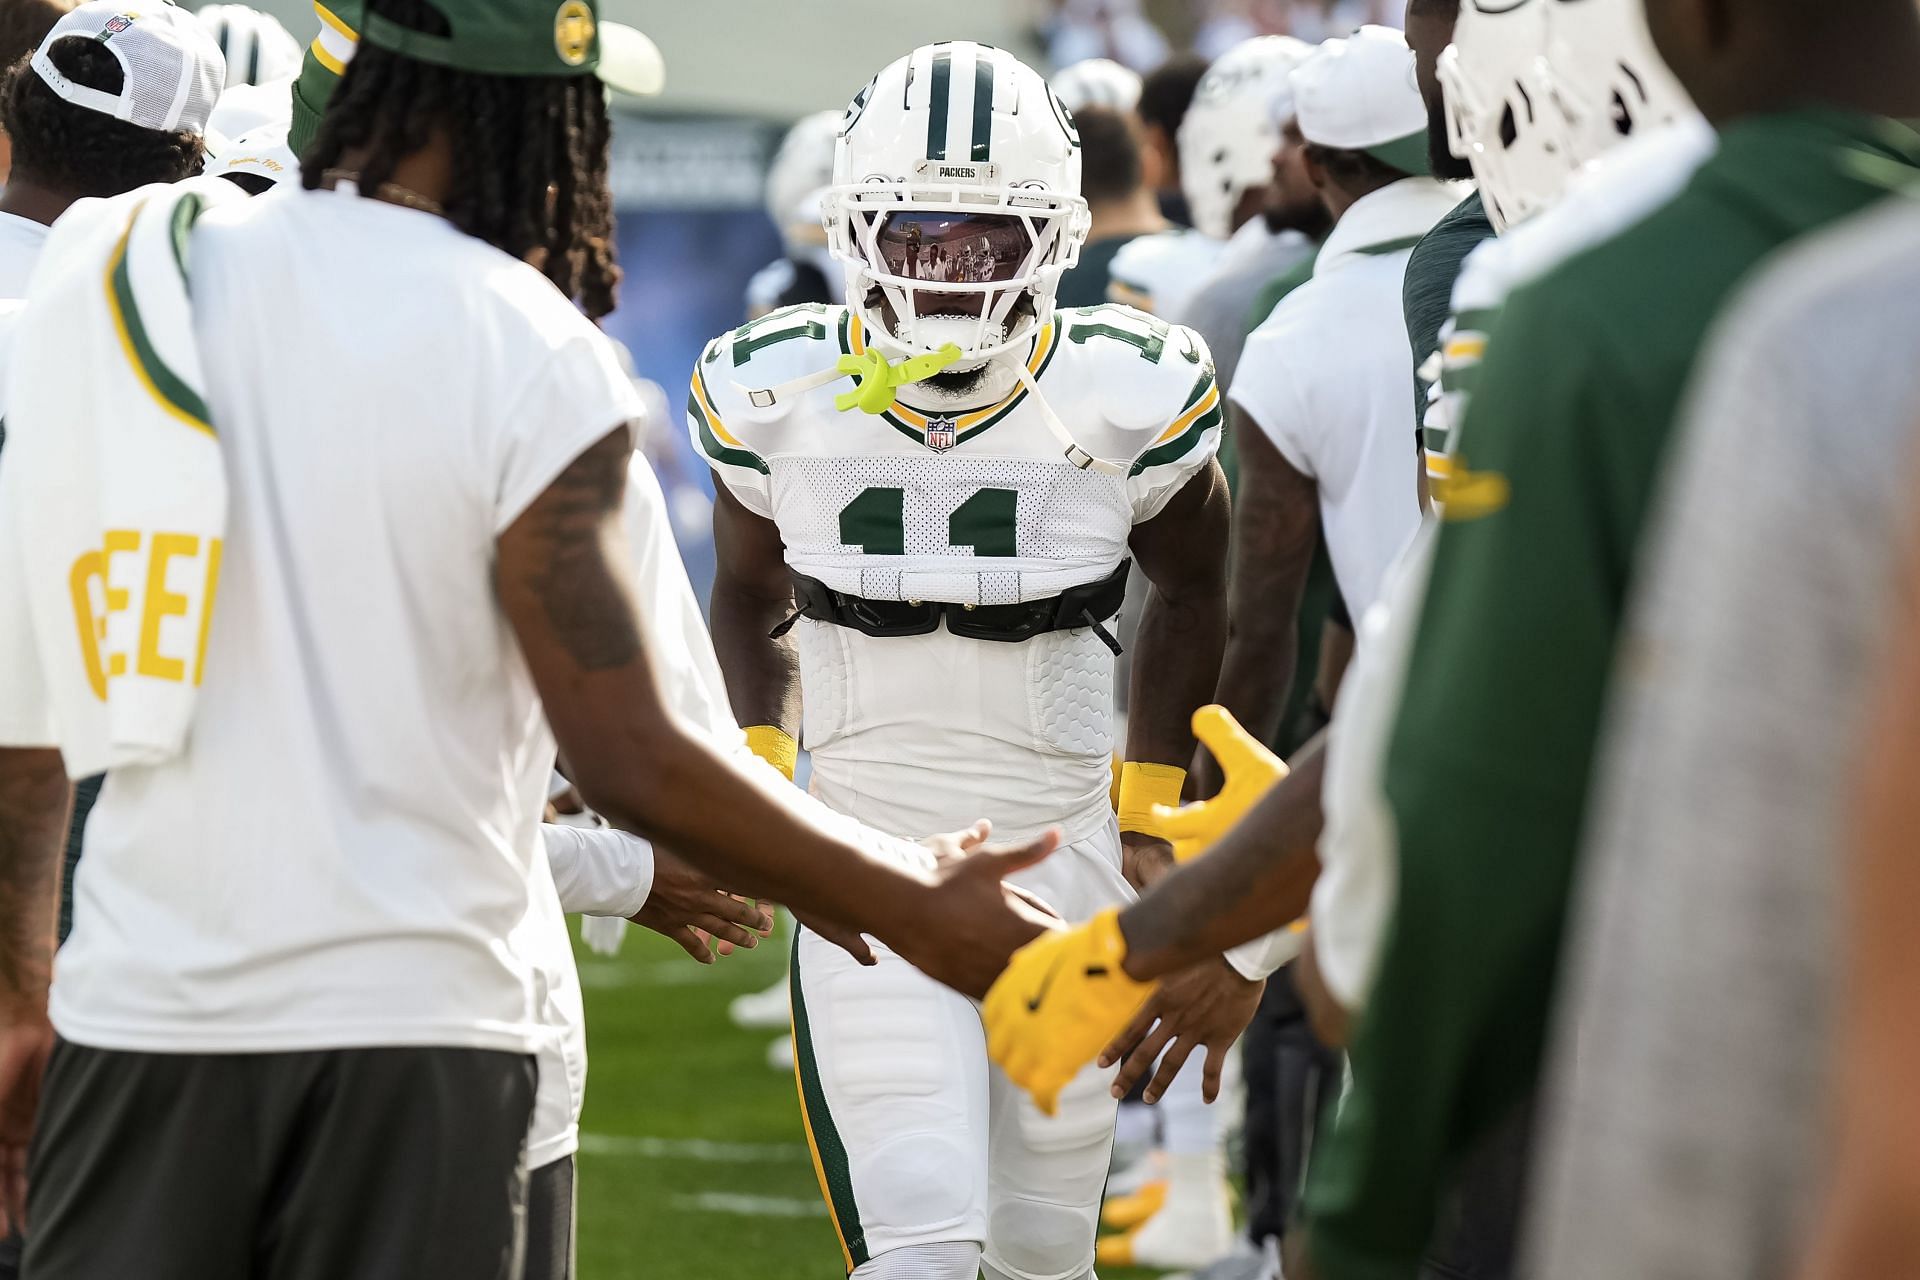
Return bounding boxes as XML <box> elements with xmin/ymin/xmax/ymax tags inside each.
<box><xmin>840</xmin><ymin>486</ymin><xmax>1018</xmax><ymax>557</ymax></box>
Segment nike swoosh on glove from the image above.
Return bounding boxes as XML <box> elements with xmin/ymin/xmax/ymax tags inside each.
<box><xmin>983</xmin><ymin>908</ymin><xmax>1156</xmax><ymax>1115</ymax></box>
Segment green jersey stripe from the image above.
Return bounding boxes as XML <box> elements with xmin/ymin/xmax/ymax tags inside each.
<box><xmin>111</xmin><ymin>221</ymin><xmax>213</xmax><ymax>433</ymax></box>
<box><xmin>926</xmin><ymin>50</ymin><xmax>951</xmax><ymax>161</ymax></box>
<box><xmin>687</xmin><ymin>377</ymin><xmax>769</xmax><ymax>475</ymax></box>
<box><xmin>970</xmin><ymin>57</ymin><xmax>993</xmax><ymax>161</ymax></box>
<box><xmin>1179</xmin><ymin>368</ymin><xmax>1218</xmax><ymax>412</ymax></box>
<box><xmin>1130</xmin><ymin>400</ymin><xmax>1222</xmax><ymax>476</ymax></box>
<box><xmin>791</xmin><ymin>939</ymin><xmax>870</xmax><ymax>1268</ymax></box>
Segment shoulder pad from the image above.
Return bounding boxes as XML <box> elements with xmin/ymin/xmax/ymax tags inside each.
<box><xmin>693</xmin><ymin>303</ymin><xmax>849</xmax><ymax>440</ymax></box>
<box><xmin>1046</xmin><ymin>304</ymin><xmax>1219</xmax><ymax>460</ymax></box>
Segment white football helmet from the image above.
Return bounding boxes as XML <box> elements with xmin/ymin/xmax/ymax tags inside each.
<box><xmin>1176</xmin><ymin>35</ymin><xmax>1317</xmax><ymax>241</ymax></box>
<box><xmin>1439</xmin><ymin>0</ymin><xmax>1565</xmax><ymax>233</ymax></box>
<box><xmin>194</xmin><ymin>4</ymin><xmax>301</xmax><ymax>86</ymax></box>
<box><xmin>765</xmin><ymin>109</ymin><xmax>843</xmax><ymax>255</ymax></box>
<box><xmin>1051</xmin><ymin>57</ymin><xmax>1143</xmax><ymax>116</ymax></box>
<box><xmin>1538</xmin><ymin>0</ymin><xmax>1694</xmax><ymax>172</ymax></box>
<box><xmin>825</xmin><ymin>42</ymin><xmax>1091</xmax><ymax>365</ymax></box>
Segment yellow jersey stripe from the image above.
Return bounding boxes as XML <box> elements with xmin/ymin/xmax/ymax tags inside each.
<box><xmin>1152</xmin><ymin>382</ymin><xmax>1221</xmax><ymax>445</ymax></box>
<box><xmin>691</xmin><ymin>366</ymin><xmax>748</xmax><ymax>447</ymax></box>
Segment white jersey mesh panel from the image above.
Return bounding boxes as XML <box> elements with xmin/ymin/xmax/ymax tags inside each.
<box><xmin>774</xmin><ymin>453</ymin><xmax>1133</xmax><ymax>604</ymax></box>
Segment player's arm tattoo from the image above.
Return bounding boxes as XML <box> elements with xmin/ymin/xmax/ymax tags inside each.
<box><xmin>1128</xmin><ymin>458</ymin><xmax>1231</xmax><ymax>770</ymax></box>
<box><xmin>0</xmin><ymin>749</ymin><xmax>71</xmax><ymax>1007</ymax></box>
<box><xmin>1119</xmin><ymin>735</ymin><xmax>1326</xmax><ymax>979</ymax></box>
<box><xmin>1211</xmin><ymin>409</ymin><xmax>1320</xmax><ymax>755</ymax></box>
<box><xmin>511</xmin><ymin>426</ymin><xmax>642</xmax><ymax>672</ymax></box>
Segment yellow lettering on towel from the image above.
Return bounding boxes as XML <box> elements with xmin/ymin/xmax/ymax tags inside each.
<box><xmin>68</xmin><ymin>531</ymin><xmax>222</xmax><ymax>700</ymax></box>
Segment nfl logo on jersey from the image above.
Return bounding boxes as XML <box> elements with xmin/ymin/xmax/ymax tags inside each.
<box><xmin>926</xmin><ymin>417</ymin><xmax>958</xmax><ymax>452</ymax></box>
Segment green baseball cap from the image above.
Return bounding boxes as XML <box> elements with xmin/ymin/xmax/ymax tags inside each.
<box><xmin>361</xmin><ymin>0</ymin><xmax>663</xmax><ymax>90</ymax></box>
<box><xmin>288</xmin><ymin>0</ymin><xmax>662</xmax><ymax>150</ymax></box>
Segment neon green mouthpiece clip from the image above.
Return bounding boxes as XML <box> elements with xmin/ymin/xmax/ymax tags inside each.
<box><xmin>834</xmin><ymin>343</ymin><xmax>964</xmax><ymax>414</ymax></box>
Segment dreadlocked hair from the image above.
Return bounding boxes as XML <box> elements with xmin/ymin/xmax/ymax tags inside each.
<box><xmin>302</xmin><ymin>0</ymin><xmax>620</xmax><ymax>319</ymax></box>
<box><xmin>0</xmin><ymin>43</ymin><xmax>204</xmax><ymax>196</ymax></box>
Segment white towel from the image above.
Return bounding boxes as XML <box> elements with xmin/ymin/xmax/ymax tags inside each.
<box><xmin>7</xmin><ymin>177</ymin><xmax>242</xmax><ymax>775</ymax></box>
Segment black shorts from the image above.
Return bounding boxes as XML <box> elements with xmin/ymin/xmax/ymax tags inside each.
<box><xmin>525</xmin><ymin>1154</ymin><xmax>576</xmax><ymax>1280</ymax></box>
<box><xmin>23</xmin><ymin>1039</ymin><xmax>537</xmax><ymax>1280</ymax></box>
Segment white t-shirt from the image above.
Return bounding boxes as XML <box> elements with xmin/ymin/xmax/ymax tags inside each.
<box><xmin>1231</xmin><ymin>178</ymin><xmax>1464</xmax><ymax>618</ymax></box>
<box><xmin>0</xmin><ymin>212</ymin><xmax>49</xmax><ymax>299</ymax></box>
<box><xmin>27</xmin><ymin>186</ymin><xmax>640</xmax><ymax>1055</ymax></box>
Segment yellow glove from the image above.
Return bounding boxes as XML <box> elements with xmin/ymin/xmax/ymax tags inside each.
<box><xmin>1152</xmin><ymin>705</ymin><xmax>1288</xmax><ymax>863</ymax></box>
<box><xmin>983</xmin><ymin>908</ymin><xmax>1156</xmax><ymax>1116</ymax></box>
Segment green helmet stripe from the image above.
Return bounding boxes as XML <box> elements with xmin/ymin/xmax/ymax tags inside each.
<box><xmin>970</xmin><ymin>56</ymin><xmax>993</xmax><ymax>161</ymax></box>
<box><xmin>926</xmin><ymin>49</ymin><xmax>951</xmax><ymax>160</ymax></box>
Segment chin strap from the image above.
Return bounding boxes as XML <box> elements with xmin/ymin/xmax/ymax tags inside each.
<box><xmin>1013</xmin><ymin>361</ymin><xmax>1131</xmax><ymax>478</ymax></box>
<box><xmin>736</xmin><ymin>343</ymin><xmax>964</xmax><ymax>415</ymax></box>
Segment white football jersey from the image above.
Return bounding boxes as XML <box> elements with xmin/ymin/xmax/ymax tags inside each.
<box><xmin>1106</xmin><ymin>228</ymin><xmax>1225</xmax><ymax>321</ymax></box>
<box><xmin>691</xmin><ymin>302</ymin><xmax>1220</xmax><ymax>844</ymax></box>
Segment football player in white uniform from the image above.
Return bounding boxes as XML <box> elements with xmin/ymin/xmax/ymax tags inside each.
<box><xmin>693</xmin><ymin>41</ymin><xmax>1241</xmax><ymax>1280</ymax></box>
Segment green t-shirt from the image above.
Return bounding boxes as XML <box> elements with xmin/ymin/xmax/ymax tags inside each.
<box><xmin>1401</xmin><ymin>191</ymin><xmax>1494</xmax><ymax>431</ymax></box>
<box><xmin>1304</xmin><ymin>109</ymin><xmax>1920</xmax><ymax>1280</ymax></box>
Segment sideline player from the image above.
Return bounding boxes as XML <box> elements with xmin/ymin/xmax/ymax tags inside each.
<box><xmin>695</xmin><ymin>41</ymin><xmax>1243</xmax><ymax>1280</ymax></box>
<box><xmin>0</xmin><ymin>3</ymin><xmax>1064</xmax><ymax>1275</ymax></box>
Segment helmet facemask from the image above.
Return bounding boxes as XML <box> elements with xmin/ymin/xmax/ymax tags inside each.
<box><xmin>1439</xmin><ymin>33</ymin><xmax>1569</xmax><ymax>232</ymax></box>
<box><xmin>827</xmin><ymin>166</ymin><xmax>1088</xmax><ymax>366</ymax></box>
<box><xmin>1537</xmin><ymin>0</ymin><xmax>1694</xmax><ymax>173</ymax></box>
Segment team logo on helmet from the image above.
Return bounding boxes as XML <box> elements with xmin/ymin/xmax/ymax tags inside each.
<box><xmin>553</xmin><ymin>0</ymin><xmax>594</xmax><ymax>67</ymax></box>
<box><xmin>925</xmin><ymin>417</ymin><xmax>958</xmax><ymax>452</ymax></box>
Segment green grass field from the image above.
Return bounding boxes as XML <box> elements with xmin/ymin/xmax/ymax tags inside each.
<box><xmin>573</xmin><ymin>920</ymin><xmax>1163</xmax><ymax>1280</ymax></box>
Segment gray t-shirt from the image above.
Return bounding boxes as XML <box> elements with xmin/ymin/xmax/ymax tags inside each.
<box><xmin>1524</xmin><ymin>194</ymin><xmax>1920</xmax><ymax>1280</ymax></box>
<box><xmin>1176</xmin><ymin>221</ymin><xmax>1314</xmax><ymax>393</ymax></box>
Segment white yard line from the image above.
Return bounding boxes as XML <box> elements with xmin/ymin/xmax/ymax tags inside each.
<box><xmin>578</xmin><ymin>1133</ymin><xmax>810</xmax><ymax>1162</ymax></box>
<box><xmin>670</xmin><ymin>1192</ymin><xmax>827</xmax><ymax>1218</ymax></box>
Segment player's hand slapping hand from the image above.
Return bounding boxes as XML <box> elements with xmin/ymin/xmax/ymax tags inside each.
<box><xmin>794</xmin><ymin>821</ymin><xmax>1061</xmax><ymax>968</ymax></box>
<box><xmin>1098</xmin><ymin>958</ymin><xmax>1264</xmax><ymax>1103</ymax></box>
<box><xmin>1157</xmin><ymin>706</ymin><xmax>1288</xmax><ymax>864</ymax></box>
<box><xmin>630</xmin><ymin>846</ymin><xmax>774</xmax><ymax>964</ymax></box>
<box><xmin>983</xmin><ymin>908</ymin><xmax>1157</xmax><ymax>1116</ymax></box>
<box><xmin>888</xmin><ymin>826</ymin><xmax>1063</xmax><ymax>1001</ymax></box>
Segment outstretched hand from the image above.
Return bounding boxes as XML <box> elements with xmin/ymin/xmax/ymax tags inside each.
<box><xmin>889</xmin><ymin>827</ymin><xmax>1062</xmax><ymax>1000</ymax></box>
<box><xmin>983</xmin><ymin>908</ymin><xmax>1157</xmax><ymax>1115</ymax></box>
<box><xmin>631</xmin><ymin>846</ymin><xmax>774</xmax><ymax>964</ymax></box>
<box><xmin>1098</xmin><ymin>957</ymin><xmax>1264</xmax><ymax>1103</ymax></box>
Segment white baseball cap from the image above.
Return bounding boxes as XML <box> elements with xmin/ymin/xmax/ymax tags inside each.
<box><xmin>30</xmin><ymin>1</ymin><xmax>227</xmax><ymax>136</ymax></box>
<box><xmin>1290</xmin><ymin>25</ymin><xmax>1430</xmax><ymax>175</ymax></box>
<box><xmin>212</xmin><ymin>119</ymin><xmax>300</xmax><ymax>193</ymax></box>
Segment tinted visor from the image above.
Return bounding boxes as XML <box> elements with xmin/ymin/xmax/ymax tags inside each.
<box><xmin>873</xmin><ymin>211</ymin><xmax>1034</xmax><ymax>284</ymax></box>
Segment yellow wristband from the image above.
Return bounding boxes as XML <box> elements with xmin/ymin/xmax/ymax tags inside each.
<box><xmin>745</xmin><ymin>725</ymin><xmax>797</xmax><ymax>781</ymax></box>
<box><xmin>1117</xmin><ymin>762</ymin><xmax>1186</xmax><ymax>839</ymax></box>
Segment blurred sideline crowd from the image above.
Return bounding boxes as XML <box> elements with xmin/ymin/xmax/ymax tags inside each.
<box><xmin>744</xmin><ymin>2</ymin><xmax>1920</xmax><ymax>1279</ymax></box>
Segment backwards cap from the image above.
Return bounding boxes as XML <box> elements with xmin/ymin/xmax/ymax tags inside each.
<box><xmin>1290</xmin><ymin>25</ymin><xmax>1430</xmax><ymax>176</ymax></box>
<box><xmin>31</xmin><ymin>1</ymin><xmax>227</xmax><ymax>136</ymax></box>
